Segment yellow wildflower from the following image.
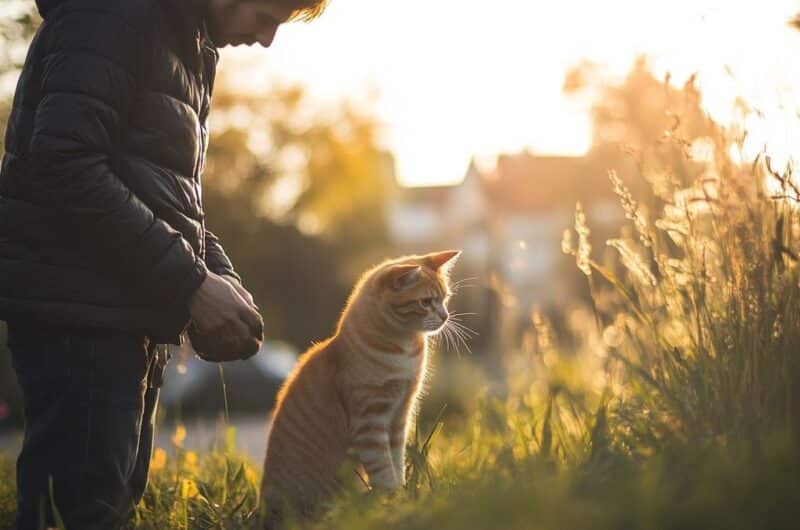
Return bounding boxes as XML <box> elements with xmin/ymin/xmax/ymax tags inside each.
<box><xmin>183</xmin><ymin>450</ymin><xmax>199</xmax><ymax>474</ymax></box>
<box><xmin>180</xmin><ymin>478</ymin><xmax>199</xmax><ymax>499</ymax></box>
<box><xmin>172</xmin><ymin>424</ymin><xmax>187</xmax><ymax>447</ymax></box>
<box><xmin>150</xmin><ymin>448</ymin><xmax>167</xmax><ymax>472</ymax></box>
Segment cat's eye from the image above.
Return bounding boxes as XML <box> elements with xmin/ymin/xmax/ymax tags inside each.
<box><xmin>421</xmin><ymin>297</ymin><xmax>434</xmax><ymax>306</ymax></box>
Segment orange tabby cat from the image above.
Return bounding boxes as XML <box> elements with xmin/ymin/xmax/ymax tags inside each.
<box><xmin>259</xmin><ymin>250</ymin><xmax>460</xmax><ymax>528</ymax></box>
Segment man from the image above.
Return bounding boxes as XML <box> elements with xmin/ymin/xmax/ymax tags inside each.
<box><xmin>0</xmin><ymin>0</ymin><xmax>327</xmax><ymax>527</ymax></box>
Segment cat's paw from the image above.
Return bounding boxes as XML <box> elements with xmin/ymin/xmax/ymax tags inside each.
<box><xmin>368</xmin><ymin>476</ymin><xmax>403</xmax><ymax>494</ymax></box>
<box><xmin>367</xmin><ymin>483</ymin><xmax>403</xmax><ymax>501</ymax></box>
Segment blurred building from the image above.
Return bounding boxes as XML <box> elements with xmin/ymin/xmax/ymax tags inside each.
<box><xmin>387</xmin><ymin>160</ymin><xmax>489</xmax><ymax>266</ymax></box>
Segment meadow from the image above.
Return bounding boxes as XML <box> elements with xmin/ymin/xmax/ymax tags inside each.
<box><xmin>2</xmin><ymin>101</ymin><xmax>799</xmax><ymax>530</ymax></box>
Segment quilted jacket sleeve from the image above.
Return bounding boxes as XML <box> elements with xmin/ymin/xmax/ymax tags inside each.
<box><xmin>204</xmin><ymin>229</ymin><xmax>241</xmax><ymax>282</ymax></box>
<box><xmin>26</xmin><ymin>7</ymin><xmax>207</xmax><ymax>305</ymax></box>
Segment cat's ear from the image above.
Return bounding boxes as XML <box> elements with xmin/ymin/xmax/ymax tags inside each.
<box><xmin>386</xmin><ymin>264</ymin><xmax>423</xmax><ymax>290</ymax></box>
<box><xmin>425</xmin><ymin>250</ymin><xmax>462</xmax><ymax>271</ymax></box>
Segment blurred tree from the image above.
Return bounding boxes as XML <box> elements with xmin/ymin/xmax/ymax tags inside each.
<box><xmin>0</xmin><ymin>2</ymin><xmax>39</xmax><ymax>160</ymax></box>
<box><xmin>201</xmin><ymin>195</ymin><xmax>349</xmax><ymax>350</ymax></box>
<box><xmin>205</xmin><ymin>73</ymin><xmax>392</xmax><ymax>262</ymax></box>
<box><xmin>201</xmin><ymin>71</ymin><xmax>395</xmax><ymax>347</ymax></box>
<box><xmin>790</xmin><ymin>13</ymin><xmax>800</xmax><ymax>31</ymax></box>
<box><xmin>565</xmin><ymin>56</ymin><xmax>715</xmax><ymax>195</ymax></box>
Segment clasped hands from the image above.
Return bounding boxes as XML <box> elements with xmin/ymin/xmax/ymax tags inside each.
<box><xmin>187</xmin><ymin>271</ymin><xmax>264</xmax><ymax>362</ymax></box>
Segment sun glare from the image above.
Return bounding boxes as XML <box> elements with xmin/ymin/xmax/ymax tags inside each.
<box><xmin>222</xmin><ymin>0</ymin><xmax>800</xmax><ymax>187</ymax></box>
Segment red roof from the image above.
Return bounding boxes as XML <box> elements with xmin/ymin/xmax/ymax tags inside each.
<box><xmin>481</xmin><ymin>151</ymin><xmax>632</xmax><ymax>212</ymax></box>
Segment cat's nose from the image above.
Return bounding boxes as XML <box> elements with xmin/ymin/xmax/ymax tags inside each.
<box><xmin>436</xmin><ymin>307</ymin><xmax>448</xmax><ymax>321</ymax></box>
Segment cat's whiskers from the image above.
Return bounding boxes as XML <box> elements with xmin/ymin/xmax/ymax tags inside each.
<box><xmin>449</xmin><ymin>277</ymin><xmax>478</xmax><ymax>295</ymax></box>
<box><xmin>443</xmin><ymin>315</ymin><xmax>478</xmax><ymax>355</ymax></box>
<box><xmin>449</xmin><ymin>312</ymin><xmax>479</xmax><ymax>319</ymax></box>
<box><xmin>422</xmin><ymin>308</ymin><xmax>479</xmax><ymax>355</ymax></box>
<box><xmin>450</xmin><ymin>322</ymin><xmax>477</xmax><ymax>349</ymax></box>
<box><xmin>438</xmin><ymin>322</ymin><xmax>455</xmax><ymax>353</ymax></box>
<box><xmin>448</xmin><ymin>314</ymin><xmax>479</xmax><ymax>337</ymax></box>
<box><xmin>424</xmin><ymin>314</ymin><xmax>461</xmax><ymax>355</ymax></box>
<box><xmin>448</xmin><ymin>320</ymin><xmax>479</xmax><ymax>337</ymax></box>
<box><xmin>436</xmin><ymin>320</ymin><xmax>464</xmax><ymax>355</ymax></box>
<box><xmin>453</xmin><ymin>327</ymin><xmax>473</xmax><ymax>355</ymax></box>
<box><xmin>445</xmin><ymin>321</ymin><xmax>469</xmax><ymax>355</ymax></box>
<box><xmin>445</xmin><ymin>324</ymin><xmax>461</xmax><ymax>355</ymax></box>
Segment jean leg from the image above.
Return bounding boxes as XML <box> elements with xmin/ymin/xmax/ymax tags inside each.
<box><xmin>8</xmin><ymin>323</ymin><xmax>150</xmax><ymax>530</ymax></box>
<box><xmin>10</xmin><ymin>326</ymin><xmax>75</xmax><ymax>530</ymax></box>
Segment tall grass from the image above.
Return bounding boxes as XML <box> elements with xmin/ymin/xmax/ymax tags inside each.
<box><xmin>563</xmin><ymin>124</ymin><xmax>800</xmax><ymax>451</ymax></box>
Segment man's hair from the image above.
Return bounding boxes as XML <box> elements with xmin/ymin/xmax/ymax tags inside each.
<box><xmin>281</xmin><ymin>0</ymin><xmax>329</xmax><ymax>21</ymax></box>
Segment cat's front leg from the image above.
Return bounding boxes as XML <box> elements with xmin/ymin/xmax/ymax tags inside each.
<box><xmin>353</xmin><ymin>422</ymin><xmax>401</xmax><ymax>491</ymax></box>
<box><xmin>389</xmin><ymin>414</ymin><xmax>409</xmax><ymax>486</ymax></box>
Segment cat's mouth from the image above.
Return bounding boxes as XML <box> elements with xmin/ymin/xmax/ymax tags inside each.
<box><xmin>424</xmin><ymin>318</ymin><xmax>447</xmax><ymax>333</ymax></box>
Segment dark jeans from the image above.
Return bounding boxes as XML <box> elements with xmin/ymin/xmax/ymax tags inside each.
<box><xmin>6</xmin><ymin>321</ymin><xmax>168</xmax><ymax>530</ymax></box>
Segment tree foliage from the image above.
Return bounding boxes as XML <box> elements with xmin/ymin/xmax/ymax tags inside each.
<box><xmin>201</xmin><ymin>70</ymin><xmax>394</xmax><ymax>347</ymax></box>
<box><xmin>0</xmin><ymin>2</ymin><xmax>39</xmax><ymax>160</ymax></box>
<box><xmin>205</xmin><ymin>73</ymin><xmax>392</xmax><ymax>258</ymax></box>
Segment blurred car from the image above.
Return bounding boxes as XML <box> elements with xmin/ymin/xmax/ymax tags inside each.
<box><xmin>159</xmin><ymin>339</ymin><xmax>298</xmax><ymax>417</ymax></box>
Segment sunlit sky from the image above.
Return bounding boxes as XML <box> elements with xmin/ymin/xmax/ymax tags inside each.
<box><xmin>223</xmin><ymin>0</ymin><xmax>800</xmax><ymax>187</ymax></box>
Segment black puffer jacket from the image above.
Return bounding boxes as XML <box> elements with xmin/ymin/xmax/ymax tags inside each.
<box><xmin>0</xmin><ymin>0</ymin><xmax>238</xmax><ymax>342</ymax></box>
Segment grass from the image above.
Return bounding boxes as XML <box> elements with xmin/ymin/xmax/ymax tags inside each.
<box><xmin>3</xmin><ymin>104</ymin><xmax>800</xmax><ymax>529</ymax></box>
<box><xmin>0</xmin><ymin>455</ymin><xmax>15</xmax><ymax>527</ymax></box>
<box><xmin>128</xmin><ymin>427</ymin><xmax>260</xmax><ymax>529</ymax></box>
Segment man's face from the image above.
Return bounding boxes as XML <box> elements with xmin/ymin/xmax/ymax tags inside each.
<box><xmin>207</xmin><ymin>0</ymin><xmax>295</xmax><ymax>47</ymax></box>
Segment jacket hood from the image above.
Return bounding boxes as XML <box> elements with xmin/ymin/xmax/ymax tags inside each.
<box><xmin>162</xmin><ymin>0</ymin><xmax>210</xmax><ymax>35</ymax></box>
<box><xmin>35</xmin><ymin>0</ymin><xmax>63</xmax><ymax>18</ymax></box>
<box><xmin>36</xmin><ymin>0</ymin><xmax>211</xmax><ymax>26</ymax></box>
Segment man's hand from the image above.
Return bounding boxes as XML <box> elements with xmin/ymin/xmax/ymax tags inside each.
<box><xmin>187</xmin><ymin>271</ymin><xmax>264</xmax><ymax>361</ymax></box>
<box><xmin>221</xmin><ymin>274</ymin><xmax>257</xmax><ymax>309</ymax></box>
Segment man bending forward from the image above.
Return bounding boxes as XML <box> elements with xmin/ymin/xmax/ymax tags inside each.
<box><xmin>0</xmin><ymin>0</ymin><xmax>326</xmax><ymax>528</ymax></box>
